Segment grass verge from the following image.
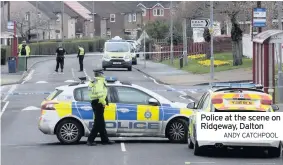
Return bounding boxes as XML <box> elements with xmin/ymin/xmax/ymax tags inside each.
<box><xmin>161</xmin><ymin>52</ymin><xmax>252</xmax><ymax>74</ymax></box>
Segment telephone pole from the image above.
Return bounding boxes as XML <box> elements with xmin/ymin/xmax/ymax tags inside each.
<box><xmin>277</xmin><ymin>1</ymin><xmax>283</xmax><ymax>103</ymax></box>
<box><xmin>61</xmin><ymin>1</ymin><xmax>64</xmax><ymax>43</ymax></box>
<box><xmin>170</xmin><ymin>1</ymin><xmax>173</xmax><ymax>64</ymax></box>
<box><xmin>257</xmin><ymin>1</ymin><xmax>262</xmax><ymax>33</ymax></box>
<box><xmin>36</xmin><ymin>1</ymin><xmax>39</xmax><ymax>43</ymax></box>
<box><xmin>210</xmin><ymin>1</ymin><xmax>214</xmax><ymax>83</ymax></box>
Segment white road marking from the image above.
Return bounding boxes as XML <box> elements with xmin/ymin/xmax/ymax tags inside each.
<box><xmin>185</xmin><ymin>162</ymin><xmax>215</xmax><ymax>164</ymax></box>
<box><xmin>22</xmin><ymin>106</ymin><xmax>41</xmax><ymax>111</ymax></box>
<box><xmin>3</xmin><ymin>85</ymin><xmax>17</xmax><ymax>101</ymax></box>
<box><xmin>0</xmin><ymin>101</ymin><xmax>9</xmax><ymax>118</ymax></box>
<box><xmin>83</xmin><ymin>69</ymin><xmax>91</xmax><ymax>81</ymax></box>
<box><xmin>143</xmin><ymin>75</ymin><xmax>148</xmax><ymax>78</ymax></box>
<box><xmin>179</xmin><ymin>95</ymin><xmax>186</xmax><ymax>100</ymax></box>
<box><xmin>21</xmin><ymin>69</ymin><xmax>35</xmax><ymax>84</ymax></box>
<box><xmin>36</xmin><ymin>81</ymin><xmax>48</xmax><ymax>84</ymax></box>
<box><xmin>64</xmin><ymin>80</ymin><xmax>76</xmax><ymax>83</ymax></box>
<box><xmin>149</xmin><ymin>77</ymin><xmax>161</xmax><ymax>85</ymax></box>
<box><xmin>120</xmin><ymin>143</ymin><xmax>126</xmax><ymax>152</ymax></box>
<box><xmin>246</xmin><ymin>163</ymin><xmax>276</xmax><ymax>165</ymax></box>
<box><xmin>71</xmin><ymin>68</ymin><xmax>75</xmax><ymax>80</ymax></box>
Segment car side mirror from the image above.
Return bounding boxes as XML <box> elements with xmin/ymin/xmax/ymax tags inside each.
<box><xmin>148</xmin><ymin>98</ymin><xmax>159</xmax><ymax>106</ymax></box>
<box><xmin>272</xmin><ymin>104</ymin><xmax>279</xmax><ymax>111</ymax></box>
<box><xmin>187</xmin><ymin>102</ymin><xmax>196</xmax><ymax>109</ymax></box>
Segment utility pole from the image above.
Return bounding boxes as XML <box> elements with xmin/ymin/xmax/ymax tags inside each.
<box><xmin>7</xmin><ymin>1</ymin><xmax>10</xmax><ymax>21</ymax></box>
<box><xmin>277</xmin><ymin>1</ymin><xmax>283</xmax><ymax>103</ymax></box>
<box><xmin>36</xmin><ymin>1</ymin><xmax>39</xmax><ymax>49</ymax></box>
<box><xmin>27</xmin><ymin>11</ymin><xmax>31</xmax><ymax>41</ymax></box>
<box><xmin>183</xmin><ymin>18</ymin><xmax>188</xmax><ymax>66</ymax></box>
<box><xmin>170</xmin><ymin>1</ymin><xmax>173</xmax><ymax>64</ymax></box>
<box><xmin>92</xmin><ymin>1</ymin><xmax>95</xmax><ymax>36</ymax></box>
<box><xmin>257</xmin><ymin>1</ymin><xmax>262</xmax><ymax>33</ymax></box>
<box><xmin>210</xmin><ymin>1</ymin><xmax>214</xmax><ymax>83</ymax></box>
<box><xmin>61</xmin><ymin>1</ymin><xmax>64</xmax><ymax>44</ymax></box>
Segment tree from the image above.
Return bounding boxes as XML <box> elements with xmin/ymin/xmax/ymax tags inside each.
<box><xmin>144</xmin><ymin>20</ymin><xmax>169</xmax><ymax>39</ymax></box>
<box><xmin>11</xmin><ymin>9</ymin><xmax>50</xmax><ymax>42</ymax></box>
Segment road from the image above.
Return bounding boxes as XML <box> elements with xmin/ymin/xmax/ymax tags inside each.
<box><xmin>1</xmin><ymin>55</ymin><xmax>282</xmax><ymax>165</ymax></box>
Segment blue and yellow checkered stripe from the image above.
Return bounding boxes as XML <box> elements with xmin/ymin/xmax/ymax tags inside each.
<box><xmin>67</xmin><ymin>102</ymin><xmax>193</xmax><ymax>121</ymax></box>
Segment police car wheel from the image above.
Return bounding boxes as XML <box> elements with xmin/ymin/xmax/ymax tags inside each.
<box><xmin>56</xmin><ymin>119</ymin><xmax>83</xmax><ymax>144</ymax></box>
<box><xmin>267</xmin><ymin>143</ymin><xmax>281</xmax><ymax>158</ymax></box>
<box><xmin>194</xmin><ymin>141</ymin><xmax>204</xmax><ymax>156</ymax></box>
<box><xmin>167</xmin><ymin>118</ymin><xmax>188</xmax><ymax>143</ymax></box>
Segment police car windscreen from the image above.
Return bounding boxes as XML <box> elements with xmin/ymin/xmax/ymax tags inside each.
<box><xmin>105</xmin><ymin>42</ymin><xmax>129</xmax><ymax>52</ymax></box>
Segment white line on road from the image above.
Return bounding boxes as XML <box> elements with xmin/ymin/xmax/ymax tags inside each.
<box><xmin>83</xmin><ymin>69</ymin><xmax>91</xmax><ymax>81</ymax></box>
<box><xmin>120</xmin><ymin>143</ymin><xmax>126</xmax><ymax>152</ymax></box>
<box><xmin>246</xmin><ymin>163</ymin><xmax>276</xmax><ymax>165</ymax></box>
<box><xmin>185</xmin><ymin>162</ymin><xmax>215</xmax><ymax>164</ymax></box>
<box><xmin>21</xmin><ymin>69</ymin><xmax>35</xmax><ymax>84</ymax></box>
<box><xmin>143</xmin><ymin>75</ymin><xmax>148</xmax><ymax>78</ymax></box>
<box><xmin>71</xmin><ymin>68</ymin><xmax>75</xmax><ymax>80</ymax></box>
<box><xmin>149</xmin><ymin>77</ymin><xmax>161</xmax><ymax>85</ymax></box>
<box><xmin>3</xmin><ymin>85</ymin><xmax>17</xmax><ymax>101</ymax></box>
<box><xmin>0</xmin><ymin>101</ymin><xmax>9</xmax><ymax>118</ymax></box>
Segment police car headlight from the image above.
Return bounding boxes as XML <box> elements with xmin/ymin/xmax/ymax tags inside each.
<box><xmin>125</xmin><ymin>55</ymin><xmax>131</xmax><ymax>61</ymax></box>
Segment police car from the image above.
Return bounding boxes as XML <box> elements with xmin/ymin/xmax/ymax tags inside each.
<box><xmin>187</xmin><ymin>83</ymin><xmax>281</xmax><ymax>157</ymax></box>
<box><xmin>38</xmin><ymin>77</ymin><xmax>194</xmax><ymax>144</ymax></box>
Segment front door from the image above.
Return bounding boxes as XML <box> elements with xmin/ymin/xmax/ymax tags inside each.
<box><xmin>111</xmin><ymin>86</ymin><xmax>162</xmax><ymax>135</ymax></box>
<box><xmin>73</xmin><ymin>87</ymin><xmax>117</xmax><ymax>135</ymax></box>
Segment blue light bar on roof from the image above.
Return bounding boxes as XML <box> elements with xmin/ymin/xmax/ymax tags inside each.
<box><xmin>211</xmin><ymin>83</ymin><xmax>263</xmax><ymax>89</ymax></box>
<box><xmin>105</xmin><ymin>76</ymin><xmax>117</xmax><ymax>82</ymax></box>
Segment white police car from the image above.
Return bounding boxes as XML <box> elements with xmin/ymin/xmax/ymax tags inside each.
<box><xmin>38</xmin><ymin>77</ymin><xmax>194</xmax><ymax>144</ymax></box>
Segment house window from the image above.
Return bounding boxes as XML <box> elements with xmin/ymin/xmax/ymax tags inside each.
<box><xmin>133</xmin><ymin>13</ymin><xmax>136</xmax><ymax>22</ymax></box>
<box><xmin>110</xmin><ymin>14</ymin><xmax>115</xmax><ymax>22</ymax></box>
<box><xmin>153</xmin><ymin>8</ymin><xmax>164</xmax><ymax>16</ymax></box>
<box><xmin>128</xmin><ymin>14</ymin><xmax>132</xmax><ymax>22</ymax></box>
<box><xmin>141</xmin><ymin>8</ymin><xmax>146</xmax><ymax>16</ymax></box>
<box><xmin>25</xmin><ymin>13</ymin><xmax>29</xmax><ymax>21</ymax></box>
<box><xmin>37</xmin><ymin>12</ymin><xmax>41</xmax><ymax>18</ymax></box>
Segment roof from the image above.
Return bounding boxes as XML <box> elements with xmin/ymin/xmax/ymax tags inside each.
<box><xmin>79</xmin><ymin>1</ymin><xmax>142</xmax><ymax>19</ymax></box>
<box><xmin>253</xmin><ymin>30</ymin><xmax>283</xmax><ymax>44</ymax></box>
<box><xmin>137</xmin><ymin>1</ymin><xmax>179</xmax><ymax>9</ymax></box>
<box><xmin>29</xmin><ymin>1</ymin><xmax>58</xmax><ymax>19</ymax></box>
<box><xmin>64</xmin><ymin>1</ymin><xmax>92</xmax><ymax>20</ymax></box>
<box><xmin>31</xmin><ymin>1</ymin><xmax>79</xmax><ymax>18</ymax></box>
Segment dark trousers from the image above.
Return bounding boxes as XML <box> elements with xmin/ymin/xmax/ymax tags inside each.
<box><xmin>87</xmin><ymin>100</ymin><xmax>109</xmax><ymax>143</ymax></box>
<box><xmin>55</xmin><ymin>57</ymin><xmax>64</xmax><ymax>71</ymax></box>
<box><xmin>79</xmin><ymin>56</ymin><xmax>84</xmax><ymax>71</ymax></box>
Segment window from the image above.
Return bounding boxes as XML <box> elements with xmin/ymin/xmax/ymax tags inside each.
<box><xmin>196</xmin><ymin>92</ymin><xmax>209</xmax><ymax>109</ymax></box>
<box><xmin>153</xmin><ymin>8</ymin><xmax>164</xmax><ymax>16</ymax></box>
<box><xmin>74</xmin><ymin>87</ymin><xmax>110</xmax><ymax>102</ymax></box>
<box><xmin>105</xmin><ymin>42</ymin><xmax>130</xmax><ymax>52</ymax></box>
<box><xmin>202</xmin><ymin>94</ymin><xmax>210</xmax><ymax>110</ymax></box>
<box><xmin>114</xmin><ymin>87</ymin><xmax>152</xmax><ymax>105</ymax></box>
<box><xmin>141</xmin><ymin>8</ymin><xmax>146</xmax><ymax>16</ymax></box>
<box><xmin>133</xmin><ymin>13</ymin><xmax>136</xmax><ymax>22</ymax></box>
<box><xmin>110</xmin><ymin>14</ymin><xmax>115</xmax><ymax>22</ymax></box>
<box><xmin>128</xmin><ymin>14</ymin><xmax>132</xmax><ymax>22</ymax></box>
<box><xmin>25</xmin><ymin>13</ymin><xmax>29</xmax><ymax>21</ymax></box>
<box><xmin>37</xmin><ymin>12</ymin><xmax>41</xmax><ymax>18</ymax></box>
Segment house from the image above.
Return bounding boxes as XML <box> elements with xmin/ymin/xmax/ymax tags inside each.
<box><xmin>1</xmin><ymin>1</ymin><xmax>60</xmax><ymax>41</ymax></box>
<box><xmin>32</xmin><ymin>1</ymin><xmax>78</xmax><ymax>39</ymax></box>
<box><xmin>137</xmin><ymin>1</ymin><xmax>178</xmax><ymax>23</ymax></box>
<box><xmin>80</xmin><ymin>1</ymin><xmax>142</xmax><ymax>39</ymax></box>
<box><xmin>64</xmin><ymin>1</ymin><xmax>93</xmax><ymax>38</ymax></box>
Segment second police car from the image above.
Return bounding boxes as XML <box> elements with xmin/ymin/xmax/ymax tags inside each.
<box><xmin>187</xmin><ymin>83</ymin><xmax>281</xmax><ymax>157</ymax></box>
<box><xmin>38</xmin><ymin>77</ymin><xmax>194</xmax><ymax>144</ymax></box>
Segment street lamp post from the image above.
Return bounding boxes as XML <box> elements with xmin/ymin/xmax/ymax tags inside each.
<box><xmin>210</xmin><ymin>1</ymin><xmax>214</xmax><ymax>84</ymax></box>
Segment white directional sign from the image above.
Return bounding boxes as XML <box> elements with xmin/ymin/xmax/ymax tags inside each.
<box><xmin>191</xmin><ymin>19</ymin><xmax>210</xmax><ymax>28</ymax></box>
<box><xmin>7</xmin><ymin>21</ymin><xmax>14</xmax><ymax>30</ymax></box>
<box><xmin>253</xmin><ymin>8</ymin><xmax>266</xmax><ymax>27</ymax></box>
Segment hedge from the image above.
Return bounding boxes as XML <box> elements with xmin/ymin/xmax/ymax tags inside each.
<box><xmin>29</xmin><ymin>38</ymin><xmax>106</xmax><ymax>55</ymax></box>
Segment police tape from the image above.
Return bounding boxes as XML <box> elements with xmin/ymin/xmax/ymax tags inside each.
<box><xmin>0</xmin><ymin>88</ymin><xmax>209</xmax><ymax>96</ymax></box>
<box><xmin>17</xmin><ymin>51</ymin><xmax>185</xmax><ymax>57</ymax></box>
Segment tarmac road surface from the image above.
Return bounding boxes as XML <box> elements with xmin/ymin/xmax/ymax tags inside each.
<box><xmin>1</xmin><ymin>55</ymin><xmax>282</xmax><ymax>165</ymax></box>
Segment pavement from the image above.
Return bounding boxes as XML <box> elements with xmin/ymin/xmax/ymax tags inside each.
<box><xmin>1</xmin><ymin>54</ymin><xmax>282</xmax><ymax>165</ymax></box>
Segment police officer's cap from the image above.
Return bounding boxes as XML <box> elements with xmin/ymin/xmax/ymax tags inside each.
<box><xmin>93</xmin><ymin>69</ymin><xmax>104</xmax><ymax>74</ymax></box>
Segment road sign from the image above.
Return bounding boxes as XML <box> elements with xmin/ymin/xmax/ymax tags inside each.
<box><xmin>7</xmin><ymin>21</ymin><xmax>14</xmax><ymax>30</ymax></box>
<box><xmin>253</xmin><ymin>8</ymin><xmax>266</xmax><ymax>27</ymax></box>
<box><xmin>191</xmin><ymin>19</ymin><xmax>210</xmax><ymax>28</ymax></box>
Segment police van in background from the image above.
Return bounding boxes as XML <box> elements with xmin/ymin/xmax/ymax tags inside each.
<box><xmin>102</xmin><ymin>36</ymin><xmax>133</xmax><ymax>71</ymax></box>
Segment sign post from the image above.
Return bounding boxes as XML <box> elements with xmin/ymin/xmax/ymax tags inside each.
<box><xmin>253</xmin><ymin>8</ymin><xmax>266</xmax><ymax>28</ymax></box>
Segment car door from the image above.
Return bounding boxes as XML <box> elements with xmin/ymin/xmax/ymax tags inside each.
<box><xmin>111</xmin><ymin>86</ymin><xmax>163</xmax><ymax>135</ymax></box>
<box><xmin>73</xmin><ymin>86</ymin><xmax>118</xmax><ymax>135</ymax></box>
